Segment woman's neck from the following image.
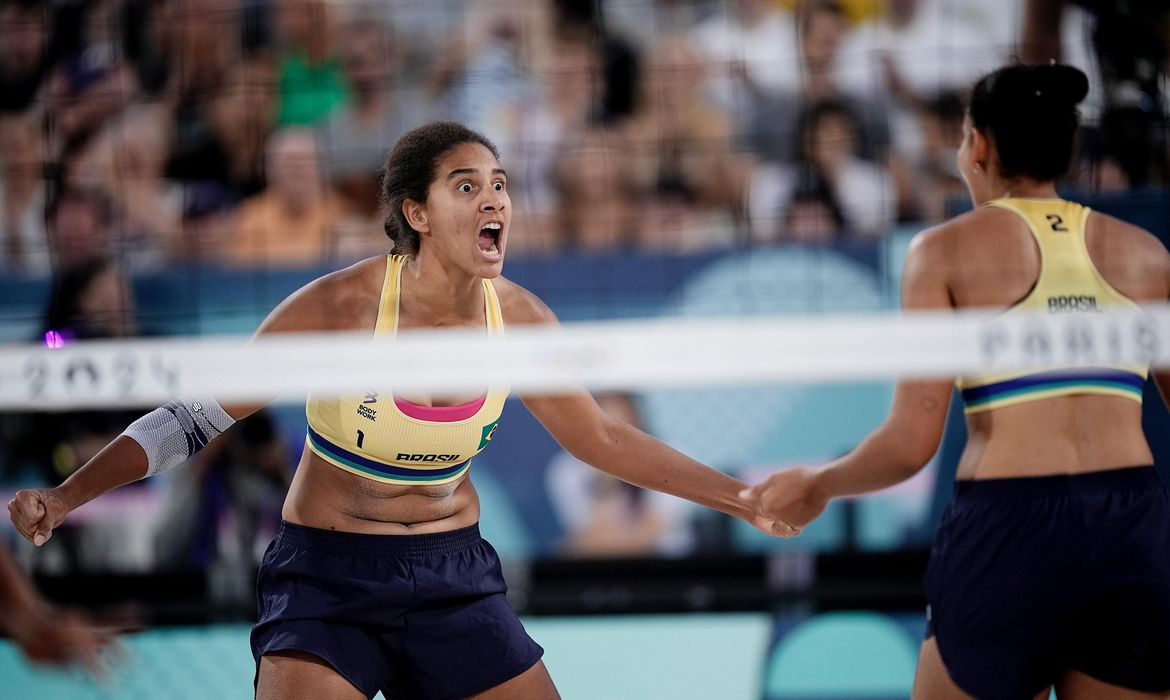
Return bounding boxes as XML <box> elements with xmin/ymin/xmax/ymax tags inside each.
<box><xmin>976</xmin><ymin>176</ymin><xmax>1059</xmax><ymax>205</ymax></box>
<box><xmin>400</xmin><ymin>251</ymin><xmax>484</xmax><ymax>325</ymax></box>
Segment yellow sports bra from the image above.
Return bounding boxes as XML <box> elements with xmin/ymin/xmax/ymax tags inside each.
<box><xmin>304</xmin><ymin>255</ymin><xmax>508</xmax><ymax>485</ymax></box>
<box><xmin>957</xmin><ymin>198</ymin><xmax>1147</xmax><ymax>414</ymax></box>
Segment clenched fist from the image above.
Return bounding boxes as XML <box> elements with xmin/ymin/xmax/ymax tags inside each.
<box><xmin>8</xmin><ymin>488</ymin><xmax>71</xmax><ymax>547</ymax></box>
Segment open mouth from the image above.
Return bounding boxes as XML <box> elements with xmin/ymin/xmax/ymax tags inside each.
<box><xmin>477</xmin><ymin>222</ymin><xmax>502</xmax><ymax>258</ymax></box>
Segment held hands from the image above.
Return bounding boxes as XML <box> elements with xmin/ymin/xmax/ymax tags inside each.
<box><xmin>8</xmin><ymin>488</ymin><xmax>71</xmax><ymax>547</ymax></box>
<box><xmin>739</xmin><ymin>466</ymin><xmax>830</xmax><ymax>536</ymax></box>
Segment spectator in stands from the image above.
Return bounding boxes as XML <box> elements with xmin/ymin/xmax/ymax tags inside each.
<box><xmin>0</xmin><ymin>110</ymin><xmax>50</xmax><ymax>271</ymax></box>
<box><xmin>428</xmin><ymin>2</ymin><xmax>563</xmax><ymax>248</ymax></box>
<box><xmin>833</xmin><ymin>0</ymin><xmax>1005</xmax><ymax>107</ymax></box>
<box><xmin>171</xmin><ymin>181</ymin><xmax>237</xmax><ymax>262</ymax></box>
<box><xmin>45</xmin><ymin>186</ymin><xmax>115</xmax><ymax>269</ymax></box>
<box><xmin>911</xmin><ymin>91</ymin><xmax>969</xmax><ymax>221</ymax></box>
<box><xmin>226</xmin><ymin>128</ymin><xmax>348</xmax><ymax>267</ymax></box>
<box><xmin>627</xmin><ymin>35</ymin><xmax>746</xmax><ymax>250</ymax></box>
<box><xmin>318</xmin><ymin>16</ymin><xmax>429</xmax><ymax>219</ymax></box>
<box><xmin>0</xmin><ymin>0</ymin><xmax>51</xmax><ymax>114</ymax></box>
<box><xmin>780</xmin><ymin>180</ymin><xmax>848</xmax><ymax>245</ymax></box>
<box><xmin>689</xmin><ymin>0</ymin><xmax>800</xmax><ymax>128</ymax></box>
<box><xmin>508</xmin><ymin>28</ymin><xmax>607</xmax><ymax>253</ymax></box>
<box><xmin>552</xmin><ymin>127</ymin><xmax>644</xmax><ymax>252</ymax></box>
<box><xmin>43</xmin><ymin>0</ymin><xmax>137</xmax><ymax>143</ymax></box>
<box><xmin>166</xmin><ymin>58</ymin><xmax>274</xmax><ymax>200</ymax></box>
<box><xmin>750</xmin><ymin>99</ymin><xmax>895</xmax><ymax>243</ymax></box>
<box><xmin>274</xmin><ymin>0</ymin><xmax>348</xmax><ymax>126</ymax></box>
<box><xmin>747</xmin><ymin>0</ymin><xmax>891</xmax><ymax>165</ymax></box>
<box><xmin>550</xmin><ymin>0</ymin><xmax>641</xmax><ymax>125</ymax></box>
<box><xmin>546</xmin><ymin>393</ymin><xmax>694</xmax><ymax>557</ymax></box>
<box><xmin>66</xmin><ymin>104</ymin><xmax>180</xmax><ymax>267</ymax></box>
<box><xmin>123</xmin><ymin>0</ymin><xmax>243</xmax><ymax>100</ymax></box>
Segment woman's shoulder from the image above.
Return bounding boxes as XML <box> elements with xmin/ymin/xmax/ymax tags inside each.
<box><xmin>491</xmin><ymin>276</ymin><xmax>558</xmax><ymax>327</ymax></box>
<box><xmin>911</xmin><ymin>205</ymin><xmax>1024</xmax><ymax>250</ymax></box>
<box><xmin>1087</xmin><ymin>209</ymin><xmax>1168</xmax><ymax>255</ymax></box>
<box><xmin>256</xmin><ymin>256</ymin><xmax>387</xmax><ymax>335</ymax></box>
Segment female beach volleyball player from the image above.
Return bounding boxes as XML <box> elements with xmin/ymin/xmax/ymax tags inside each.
<box><xmin>744</xmin><ymin>64</ymin><xmax>1170</xmax><ymax>700</ymax></box>
<box><xmin>8</xmin><ymin>121</ymin><xmax>788</xmax><ymax>700</ymax></box>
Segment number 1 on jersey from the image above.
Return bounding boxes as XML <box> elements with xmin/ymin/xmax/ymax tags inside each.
<box><xmin>356</xmin><ymin>430</ymin><xmax>365</xmax><ymax>448</ymax></box>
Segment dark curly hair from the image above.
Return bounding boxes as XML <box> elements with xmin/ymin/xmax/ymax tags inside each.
<box><xmin>968</xmin><ymin>64</ymin><xmax>1090</xmax><ymax>181</ymax></box>
<box><xmin>380</xmin><ymin>121</ymin><xmax>500</xmax><ymax>256</ymax></box>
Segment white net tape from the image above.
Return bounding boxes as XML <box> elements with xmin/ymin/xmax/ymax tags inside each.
<box><xmin>1</xmin><ymin>305</ymin><xmax>1168</xmax><ymax>409</ymax></box>
<box><xmin>2</xmin><ymin>302</ymin><xmax>1170</xmax><ymax>409</ymax></box>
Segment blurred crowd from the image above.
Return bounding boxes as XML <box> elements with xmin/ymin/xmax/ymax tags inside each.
<box><xmin>0</xmin><ymin>0</ymin><xmax>1166</xmax><ymax>274</ymax></box>
<box><xmin>1</xmin><ymin>0</ymin><xmax>1167</xmax><ymax>573</ymax></box>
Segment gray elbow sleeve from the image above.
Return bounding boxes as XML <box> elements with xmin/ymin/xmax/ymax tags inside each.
<box><xmin>121</xmin><ymin>398</ymin><xmax>237</xmax><ymax>477</ymax></box>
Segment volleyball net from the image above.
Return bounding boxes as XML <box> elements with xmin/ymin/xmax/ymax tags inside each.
<box><xmin>2</xmin><ymin>304</ymin><xmax>1169</xmax><ymax>409</ymax></box>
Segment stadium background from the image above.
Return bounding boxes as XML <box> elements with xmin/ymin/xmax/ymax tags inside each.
<box><xmin>0</xmin><ymin>0</ymin><xmax>1168</xmax><ymax>697</ymax></box>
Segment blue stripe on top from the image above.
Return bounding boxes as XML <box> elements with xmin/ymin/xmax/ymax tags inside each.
<box><xmin>961</xmin><ymin>368</ymin><xmax>1146</xmax><ymax>406</ymax></box>
<box><xmin>306</xmin><ymin>426</ymin><xmax>470</xmax><ymax>479</ymax></box>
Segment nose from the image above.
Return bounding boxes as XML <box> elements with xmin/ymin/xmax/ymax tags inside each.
<box><xmin>480</xmin><ymin>192</ymin><xmax>505</xmax><ymax>212</ymax></box>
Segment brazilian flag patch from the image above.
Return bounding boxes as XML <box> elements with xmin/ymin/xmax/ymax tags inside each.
<box><xmin>478</xmin><ymin>420</ymin><xmax>500</xmax><ymax>449</ymax></box>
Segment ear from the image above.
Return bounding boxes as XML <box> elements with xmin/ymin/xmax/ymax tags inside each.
<box><xmin>402</xmin><ymin>199</ymin><xmax>430</xmax><ymax>235</ymax></box>
<box><xmin>970</xmin><ymin>126</ymin><xmax>992</xmax><ymax>166</ymax></box>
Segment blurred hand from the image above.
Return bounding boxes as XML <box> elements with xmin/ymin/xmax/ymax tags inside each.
<box><xmin>7</xmin><ymin>488</ymin><xmax>70</xmax><ymax>547</ymax></box>
<box><xmin>7</xmin><ymin>602</ymin><xmax>133</xmax><ymax>679</ymax></box>
<box><xmin>740</xmin><ymin>466</ymin><xmax>829</xmax><ymax>533</ymax></box>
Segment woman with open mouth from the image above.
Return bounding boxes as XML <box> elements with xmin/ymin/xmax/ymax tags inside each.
<box><xmin>8</xmin><ymin>120</ymin><xmax>793</xmax><ymax>700</ymax></box>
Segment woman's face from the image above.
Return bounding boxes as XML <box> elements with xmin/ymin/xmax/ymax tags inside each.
<box><xmin>808</xmin><ymin>112</ymin><xmax>855</xmax><ymax>171</ymax></box>
<box><xmin>79</xmin><ymin>266</ymin><xmax>136</xmax><ymax>337</ymax></box>
<box><xmin>417</xmin><ymin>142</ymin><xmax>510</xmax><ymax>278</ymax></box>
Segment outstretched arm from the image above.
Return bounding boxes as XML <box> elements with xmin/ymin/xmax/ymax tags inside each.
<box><xmin>8</xmin><ymin>267</ymin><xmax>357</xmax><ymax>546</ymax></box>
<box><xmin>524</xmin><ymin>390</ymin><xmax>777</xmax><ymax>528</ymax></box>
<box><xmin>505</xmin><ymin>285</ymin><xmax>791</xmax><ymax>535</ymax></box>
<box><xmin>745</xmin><ymin>228</ymin><xmax>955</xmax><ymax>528</ymax></box>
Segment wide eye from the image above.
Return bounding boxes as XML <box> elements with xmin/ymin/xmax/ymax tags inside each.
<box><xmin>493</xmin><ymin>181</ymin><xmax>505</xmax><ymax>191</ymax></box>
<box><xmin>458</xmin><ymin>182</ymin><xmax>474</xmax><ymax>194</ymax></box>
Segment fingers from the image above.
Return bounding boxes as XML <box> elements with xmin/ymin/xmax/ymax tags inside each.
<box><xmin>8</xmin><ymin>491</ymin><xmax>47</xmax><ymax>544</ymax></box>
<box><xmin>53</xmin><ymin>610</ymin><xmax>127</xmax><ymax>682</ymax></box>
<box><xmin>774</xmin><ymin>521</ymin><xmax>802</xmax><ymax>537</ymax></box>
<box><xmin>33</xmin><ymin>523</ymin><xmax>52</xmax><ymax>547</ymax></box>
<box><xmin>91</xmin><ymin>603</ymin><xmax>146</xmax><ymax>636</ymax></box>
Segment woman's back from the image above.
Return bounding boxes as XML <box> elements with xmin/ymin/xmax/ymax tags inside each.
<box><xmin>928</xmin><ymin>202</ymin><xmax>1170</xmax><ymax>478</ymax></box>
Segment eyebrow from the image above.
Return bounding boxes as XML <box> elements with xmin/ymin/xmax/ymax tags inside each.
<box><xmin>446</xmin><ymin>167</ymin><xmax>508</xmax><ymax>180</ymax></box>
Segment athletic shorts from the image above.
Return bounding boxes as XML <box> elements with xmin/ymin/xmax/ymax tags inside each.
<box><xmin>924</xmin><ymin>465</ymin><xmax>1170</xmax><ymax>699</ymax></box>
<box><xmin>251</xmin><ymin>521</ymin><xmax>544</xmax><ymax>700</ymax></box>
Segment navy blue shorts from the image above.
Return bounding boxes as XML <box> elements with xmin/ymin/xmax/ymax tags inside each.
<box><xmin>251</xmin><ymin>522</ymin><xmax>543</xmax><ymax>700</ymax></box>
<box><xmin>925</xmin><ymin>466</ymin><xmax>1170</xmax><ymax>699</ymax></box>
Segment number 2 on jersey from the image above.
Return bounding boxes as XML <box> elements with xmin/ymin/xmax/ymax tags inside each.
<box><xmin>1046</xmin><ymin>214</ymin><xmax>1069</xmax><ymax>232</ymax></box>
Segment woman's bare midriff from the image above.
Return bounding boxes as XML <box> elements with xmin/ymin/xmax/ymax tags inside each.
<box><xmin>280</xmin><ymin>449</ymin><xmax>482</xmax><ymax>534</ymax></box>
<box><xmin>957</xmin><ymin>394</ymin><xmax>1154</xmax><ymax>480</ymax></box>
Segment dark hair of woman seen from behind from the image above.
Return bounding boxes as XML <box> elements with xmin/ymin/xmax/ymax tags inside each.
<box><xmin>379</xmin><ymin>121</ymin><xmax>500</xmax><ymax>256</ymax></box>
<box><xmin>968</xmin><ymin>64</ymin><xmax>1090</xmax><ymax>180</ymax></box>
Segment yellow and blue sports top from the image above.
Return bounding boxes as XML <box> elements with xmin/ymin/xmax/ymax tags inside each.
<box><xmin>304</xmin><ymin>255</ymin><xmax>508</xmax><ymax>485</ymax></box>
<box><xmin>957</xmin><ymin>198</ymin><xmax>1148</xmax><ymax>414</ymax></box>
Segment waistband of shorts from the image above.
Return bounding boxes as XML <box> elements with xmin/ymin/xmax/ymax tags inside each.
<box><xmin>955</xmin><ymin>465</ymin><xmax>1161</xmax><ymax>501</ymax></box>
<box><xmin>273</xmin><ymin>520</ymin><xmax>482</xmax><ymax>557</ymax></box>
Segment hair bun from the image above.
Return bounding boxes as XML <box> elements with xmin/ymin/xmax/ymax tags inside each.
<box><xmin>1032</xmin><ymin>64</ymin><xmax>1089</xmax><ymax>105</ymax></box>
<box><xmin>991</xmin><ymin>64</ymin><xmax>1089</xmax><ymax>108</ymax></box>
